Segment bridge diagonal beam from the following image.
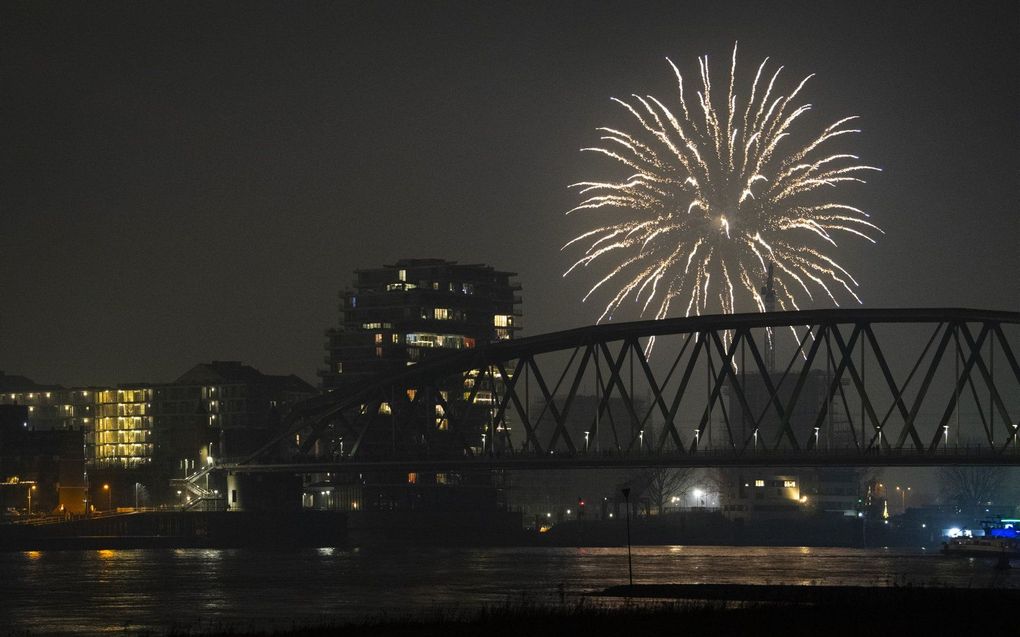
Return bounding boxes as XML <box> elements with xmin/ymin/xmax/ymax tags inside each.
<box><xmin>864</xmin><ymin>324</ymin><xmax>924</xmax><ymax>451</ymax></box>
<box><xmin>812</xmin><ymin>325</ymin><xmax>863</xmax><ymax>451</ymax></box>
<box><xmin>633</xmin><ymin>336</ymin><xmax>688</xmax><ymax>453</ymax></box>
<box><xmin>493</xmin><ymin>358</ymin><xmax>537</xmax><ymax>453</ymax></box>
<box><xmin>526</xmin><ymin>347</ymin><xmax>579</xmax><ymax>445</ymax></box>
<box><xmin>597</xmin><ymin>340</ymin><xmax>646</xmax><ymax>453</ymax></box>
<box><xmin>695</xmin><ymin>330</ymin><xmax>744</xmax><ymax>451</ymax></box>
<box><xmin>934</xmin><ymin>322</ymin><xmax>991</xmax><ymax>449</ymax></box>
<box><xmin>431</xmin><ymin>381</ymin><xmax>478</xmax><ymax>457</ymax></box>
<box><xmin>831</xmin><ymin>324</ymin><xmax>885</xmax><ymax>451</ymax></box>
<box><xmin>959</xmin><ymin>322</ymin><xmax>1013</xmax><ymax>446</ymax></box>
<box><xmin>992</xmin><ymin>323</ymin><xmax>1020</xmax><ymax>386</ymax></box>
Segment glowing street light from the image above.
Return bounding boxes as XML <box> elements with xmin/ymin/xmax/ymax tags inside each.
<box><xmin>103</xmin><ymin>484</ymin><xmax>111</xmax><ymax>511</ymax></box>
<box><xmin>27</xmin><ymin>484</ymin><xmax>37</xmax><ymax>515</ymax></box>
<box><xmin>584</xmin><ymin>431</ymin><xmax>590</xmax><ymax>452</ymax></box>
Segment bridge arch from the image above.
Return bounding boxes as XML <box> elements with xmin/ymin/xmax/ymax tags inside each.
<box><xmin>242</xmin><ymin>308</ymin><xmax>1020</xmax><ymax>470</ymax></box>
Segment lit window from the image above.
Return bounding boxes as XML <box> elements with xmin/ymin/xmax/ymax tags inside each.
<box><xmin>432</xmin><ymin>282</ymin><xmax>439</xmax><ymax>290</ymax></box>
<box><xmin>379</xmin><ymin>402</ymin><xmax>392</xmax><ymax>415</ymax></box>
<box><xmin>434</xmin><ymin>308</ymin><xmax>452</xmax><ymax>320</ymax></box>
<box><xmin>391</xmin><ymin>334</ymin><xmax>399</xmax><ymax>344</ymax></box>
<box><xmin>336</xmin><ymin>362</ymin><xmax>343</xmax><ymax>373</ymax></box>
<box><xmin>784</xmin><ymin>480</ymin><xmax>797</xmax><ymax>488</ymax></box>
<box><xmin>494</xmin><ymin>314</ymin><xmax>513</xmax><ymax>327</ymax></box>
<box><xmin>398</xmin><ymin>269</ymin><xmax>406</xmax><ymax>282</ymax></box>
<box><xmin>374</xmin><ymin>333</ymin><xmax>383</xmax><ymax>344</ymax></box>
<box><xmin>755</xmin><ymin>480</ymin><xmax>765</xmax><ymax>487</ymax></box>
<box><xmin>362</xmin><ymin>322</ymin><xmax>382</xmax><ymax>330</ymax></box>
<box><xmin>407</xmin><ymin>472</ymin><xmax>417</xmax><ymax>484</ymax></box>
<box><xmin>462</xmin><ymin>283</ymin><xmax>474</xmax><ymax>295</ymax></box>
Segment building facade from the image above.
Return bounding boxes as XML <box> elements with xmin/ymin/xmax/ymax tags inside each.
<box><xmin>320</xmin><ymin>258</ymin><xmax>521</xmax><ymax>390</ymax></box>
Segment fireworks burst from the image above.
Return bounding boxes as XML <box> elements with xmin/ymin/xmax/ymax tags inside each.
<box><xmin>564</xmin><ymin>44</ymin><xmax>881</xmax><ymax>348</ymax></box>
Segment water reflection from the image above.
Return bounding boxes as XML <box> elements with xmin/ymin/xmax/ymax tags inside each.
<box><xmin>0</xmin><ymin>546</ymin><xmax>1015</xmax><ymax>636</ymax></box>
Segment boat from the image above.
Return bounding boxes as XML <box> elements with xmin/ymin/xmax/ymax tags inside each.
<box><xmin>941</xmin><ymin>518</ymin><xmax>1020</xmax><ymax>558</ymax></box>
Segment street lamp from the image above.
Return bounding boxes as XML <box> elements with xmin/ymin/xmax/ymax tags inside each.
<box><xmin>621</xmin><ymin>487</ymin><xmax>633</xmax><ymax>587</ymax></box>
<box><xmin>692</xmin><ymin>488</ymin><xmax>704</xmax><ymax>508</ymax></box>
<box><xmin>639</xmin><ymin>429</ymin><xmax>644</xmax><ymax>451</ymax></box>
<box><xmin>103</xmin><ymin>484</ymin><xmax>111</xmax><ymax>511</ymax></box>
<box><xmin>27</xmin><ymin>484</ymin><xmax>36</xmax><ymax>515</ymax></box>
<box><xmin>753</xmin><ymin>428</ymin><xmax>758</xmax><ymax>451</ymax></box>
<box><xmin>813</xmin><ymin>427</ymin><xmax>820</xmax><ymax>449</ymax></box>
<box><xmin>693</xmin><ymin>429</ymin><xmax>700</xmax><ymax>449</ymax></box>
<box><xmin>176</xmin><ymin>489</ymin><xmax>183</xmax><ymax>508</ymax></box>
<box><xmin>895</xmin><ymin>486</ymin><xmax>910</xmax><ymax>512</ymax></box>
<box><xmin>584</xmin><ymin>431</ymin><xmax>590</xmax><ymax>452</ymax></box>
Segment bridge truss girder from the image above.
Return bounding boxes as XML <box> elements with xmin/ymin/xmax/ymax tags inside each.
<box><xmin>245</xmin><ymin>309</ymin><xmax>1020</xmax><ymax>469</ymax></box>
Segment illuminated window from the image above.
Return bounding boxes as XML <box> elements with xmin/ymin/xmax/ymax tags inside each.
<box><xmin>398</xmin><ymin>269</ymin><xmax>406</xmax><ymax>282</ymax></box>
<box><xmin>362</xmin><ymin>322</ymin><xmax>382</xmax><ymax>330</ymax></box>
<box><xmin>407</xmin><ymin>472</ymin><xmax>417</xmax><ymax>484</ymax></box>
<box><xmin>379</xmin><ymin>402</ymin><xmax>392</xmax><ymax>415</ymax></box>
<box><xmin>374</xmin><ymin>333</ymin><xmax>383</xmax><ymax>344</ymax></box>
<box><xmin>494</xmin><ymin>314</ymin><xmax>513</xmax><ymax>327</ymax></box>
<box><xmin>434</xmin><ymin>308</ymin><xmax>452</xmax><ymax>320</ymax></box>
<box><xmin>336</xmin><ymin>362</ymin><xmax>343</xmax><ymax>373</ymax></box>
<box><xmin>755</xmin><ymin>480</ymin><xmax>765</xmax><ymax>487</ymax></box>
<box><xmin>391</xmin><ymin>334</ymin><xmax>400</xmax><ymax>344</ymax></box>
<box><xmin>462</xmin><ymin>283</ymin><xmax>474</xmax><ymax>295</ymax></box>
<box><xmin>432</xmin><ymin>282</ymin><xmax>439</xmax><ymax>290</ymax></box>
<box><xmin>784</xmin><ymin>480</ymin><xmax>797</xmax><ymax>488</ymax></box>
<box><xmin>495</xmin><ymin>328</ymin><xmax>512</xmax><ymax>340</ymax></box>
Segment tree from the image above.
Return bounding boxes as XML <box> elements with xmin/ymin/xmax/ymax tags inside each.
<box><xmin>937</xmin><ymin>466</ymin><xmax>1008</xmax><ymax>507</ymax></box>
<box><xmin>624</xmin><ymin>467</ymin><xmax>696</xmax><ymax>515</ymax></box>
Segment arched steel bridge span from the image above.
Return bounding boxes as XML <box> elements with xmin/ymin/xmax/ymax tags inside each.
<box><xmin>234</xmin><ymin>308</ymin><xmax>1020</xmax><ymax>473</ymax></box>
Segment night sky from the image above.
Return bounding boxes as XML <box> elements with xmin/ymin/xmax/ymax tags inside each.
<box><xmin>2</xmin><ymin>1</ymin><xmax>1017</xmax><ymax>387</ymax></box>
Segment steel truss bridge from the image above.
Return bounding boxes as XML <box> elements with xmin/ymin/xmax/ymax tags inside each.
<box><xmin>235</xmin><ymin>308</ymin><xmax>1020</xmax><ymax>473</ymax></box>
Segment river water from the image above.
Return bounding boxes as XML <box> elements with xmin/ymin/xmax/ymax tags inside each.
<box><xmin>1</xmin><ymin>545</ymin><xmax>1016</xmax><ymax>634</ymax></box>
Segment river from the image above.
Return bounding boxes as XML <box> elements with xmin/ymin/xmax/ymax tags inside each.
<box><xmin>1</xmin><ymin>545</ymin><xmax>1016</xmax><ymax>634</ymax></box>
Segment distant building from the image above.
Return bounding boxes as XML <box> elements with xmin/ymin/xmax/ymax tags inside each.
<box><xmin>155</xmin><ymin>361</ymin><xmax>318</xmax><ymax>462</ymax></box>
<box><xmin>93</xmin><ymin>386</ymin><xmax>155</xmax><ymax>469</ymax></box>
<box><xmin>2</xmin><ymin>364</ymin><xmax>316</xmax><ymax>507</ymax></box>
<box><xmin>719</xmin><ymin>471</ymin><xmax>808</xmax><ymax>521</ymax></box>
<box><xmin>1</xmin><ymin>404</ymin><xmax>86</xmax><ymax>516</ymax></box>
<box><xmin>0</xmin><ymin>372</ymin><xmax>97</xmax><ymax>432</ymax></box>
<box><xmin>320</xmin><ymin>258</ymin><xmax>521</xmax><ymax>390</ymax></box>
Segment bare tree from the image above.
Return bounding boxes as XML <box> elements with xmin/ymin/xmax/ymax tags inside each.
<box><xmin>937</xmin><ymin>466</ymin><xmax>1008</xmax><ymax>507</ymax></box>
<box><xmin>624</xmin><ymin>467</ymin><xmax>696</xmax><ymax>515</ymax></box>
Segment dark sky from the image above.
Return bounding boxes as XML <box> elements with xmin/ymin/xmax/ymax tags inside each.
<box><xmin>2</xmin><ymin>1</ymin><xmax>1017</xmax><ymax>387</ymax></box>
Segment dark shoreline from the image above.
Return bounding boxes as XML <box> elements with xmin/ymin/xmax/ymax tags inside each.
<box><xmin>156</xmin><ymin>586</ymin><xmax>1018</xmax><ymax>637</ymax></box>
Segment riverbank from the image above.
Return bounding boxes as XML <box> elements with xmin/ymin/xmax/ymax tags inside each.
<box><xmin>162</xmin><ymin>586</ymin><xmax>1016</xmax><ymax>636</ymax></box>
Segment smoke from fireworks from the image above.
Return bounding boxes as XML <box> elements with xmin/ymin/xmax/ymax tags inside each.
<box><xmin>564</xmin><ymin>44</ymin><xmax>881</xmax><ymax>345</ymax></box>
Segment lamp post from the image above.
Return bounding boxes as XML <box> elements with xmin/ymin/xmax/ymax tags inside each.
<box><xmin>27</xmin><ymin>484</ymin><xmax>36</xmax><ymax>515</ymax></box>
<box><xmin>134</xmin><ymin>482</ymin><xmax>140</xmax><ymax>510</ymax></box>
<box><xmin>692</xmin><ymin>488</ymin><xmax>704</xmax><ymax>508</ymax></box>
<box><xmin>103</xmin><ymin>484</ymin><xmax>111</xmax><ymax>512</ymax></box>
<box><xmin>621</xmin><ymin>487</ymin><xmax>633</xmax><ymax>587</ymax></box>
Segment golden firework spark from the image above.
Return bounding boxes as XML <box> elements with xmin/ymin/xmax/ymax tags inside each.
<box><xmin>565</xmin><ymin>44</ymin><xmax>881</xmax><ymax>345</ymax></box>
